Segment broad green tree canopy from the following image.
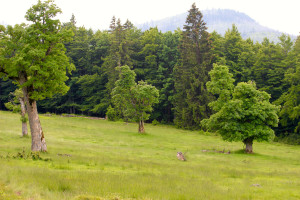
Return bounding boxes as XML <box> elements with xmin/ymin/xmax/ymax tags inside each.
<box><xmin>0</xmin><ymin>0</ymin><xmax>74</xmax><ymax>101</ymax></box>
<box><xmin>202</xmin><ymin>64</ymin><xmax>280</xmax><ymax>152</ymax></box>
<box><xmin>111</xmin><ymin>65</ymin><xmax>159</xmax><ymax>133</ymax></box>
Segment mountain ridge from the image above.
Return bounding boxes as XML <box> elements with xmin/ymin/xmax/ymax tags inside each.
<box><xmin>137</xmin><ymin>9</ymin><xmax>296</xmax><ymax>43</ymax></box>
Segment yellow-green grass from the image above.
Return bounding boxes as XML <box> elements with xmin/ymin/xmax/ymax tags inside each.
<box><xmin>0</xmin><ymin>111</ymin><xmax>300</xmax><ymax>200</ymax></box>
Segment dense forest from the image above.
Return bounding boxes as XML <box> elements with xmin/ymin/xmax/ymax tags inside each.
<box><xmin>0</xmin><ymin>2</ymin><xmax>299</xmax><ymax>144</ymax></box>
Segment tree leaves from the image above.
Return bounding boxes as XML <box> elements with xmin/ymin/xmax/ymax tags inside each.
<box><xmin>111</xmin><ymin>65</ymin><xmax>159</xmax><ymax>126</ymax></box>
<box><xmin>202</xmin><ymin>64</ymin><xmax>280</xmax><ymax>144</ymax></box>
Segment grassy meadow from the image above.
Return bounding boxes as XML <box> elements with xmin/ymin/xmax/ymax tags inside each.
<box><xmin>0</xmin><ymin>111</ymin><xmax>300</xmax><ymax>200</ymax></box>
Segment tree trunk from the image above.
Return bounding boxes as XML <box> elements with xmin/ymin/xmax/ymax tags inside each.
<box><xmin>25</xmin><ymin>95</ymin><xmax>47</xmax><ymax>152</ymax></box>
<box><xmin>19</xmin><ymin>97</ymin><xmax>28</xmax><ymax>137</ymax></box>
<box><xmin>243</xmin><ymin>137</ymin><xmax>253</xmax><ymax>153</ymax></box>
<box><xmin>138</xmin><ymin>119</ymin><xmax>145</xmax><ymax>133</ymax></box>
<box><xmin>20</xmin><ymin>74</ymin><xmax>47</xmax><ymax>152</ymax></box>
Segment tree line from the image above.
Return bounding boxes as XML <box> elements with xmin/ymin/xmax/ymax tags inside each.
<box><xmin>1</xmin><ymin>1</ymin><xmax>299</xmax><ymax>151</ymax></box>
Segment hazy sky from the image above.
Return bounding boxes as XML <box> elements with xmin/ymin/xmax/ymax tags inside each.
<box><xmin>0</xmin><ymin>0</ymin><xmax>299</xmax><ymax>35</ymax></box>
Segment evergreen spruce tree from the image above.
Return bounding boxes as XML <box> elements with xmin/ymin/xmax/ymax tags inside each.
<box><xmin>252</xmin><ymin>38</ymin><xmax>286</xmax><ymax>101</ymax></box>
<box><xmin>173</xmin><ymin>3</ymin><xmax>213</xmax><ymax>129</ymax></box>
<box><xmin>276</xmin><ymin>35</ymin><xmax>300</xmax><ymax>135</ymax></box>
<box><xmin>103</xmin><ymin>17</ymin><xmax>135</xmax><ymax>93</ymax></box>
<box><xmin>223</xmin><ymin>24</ymin><xmax>244</xmax><ymax>82</ymax></box>
<box><xmin>154</xmin><ymin>30</ymin><xmax>181</xmax><ymax>123</ymax></box>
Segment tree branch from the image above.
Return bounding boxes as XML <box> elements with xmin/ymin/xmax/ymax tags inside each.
<box><xmin>0</xmin><ymin>65</ymin><xmax>8</xmax><ymax>76</ymax></box>
<box><xmin>45</xmin><ymin>45</ymin><xmax>52</xmax><ymax>56</ymax></box>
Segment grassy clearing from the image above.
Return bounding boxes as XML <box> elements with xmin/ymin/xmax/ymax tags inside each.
<box><xmin>0</xmin><ymin>111</ymin><xmax>300</xmax><ymax>200</ymax></box>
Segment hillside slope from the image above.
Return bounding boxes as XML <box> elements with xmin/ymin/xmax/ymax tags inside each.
<box><xmin>137</xmin><ymin>9</ymin><xmax>296</xmax><ymax>43</ymax></box>
<box><xmin>0</xmin><ymin>111</ymin><xmax>300</xmax><ymax>199</ymax></box>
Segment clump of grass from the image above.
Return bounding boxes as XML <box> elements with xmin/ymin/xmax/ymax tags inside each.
<box><xmin>74</xmin><ymin>196</ymin><xmax>104</xmax><ymax>200</ymax></box>
<box><xmin>0</xmin><ymin>183</ymin><xmax>23</xmax><ymax>200</ymax></box>
<box><xmin>74</xmin><ymin>194</ymin><xmax>130</xmax><ymax>200</ymax></box>
<box><xmin>2</xmin><ymin>148</ymin><xmax>51</xmax><ymax>161</ymax></box>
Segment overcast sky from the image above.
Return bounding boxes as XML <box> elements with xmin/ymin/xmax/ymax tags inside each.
<box><xmin>0</xmin><ymin>0</ymin><xmax>299</xmax><ymax>35</ymax></box>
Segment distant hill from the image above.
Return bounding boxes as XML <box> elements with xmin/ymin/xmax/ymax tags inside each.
<box><xmin>137</xmin><ymin>9</ymin><xmax>296</xmax><ymax>43</ymax></box>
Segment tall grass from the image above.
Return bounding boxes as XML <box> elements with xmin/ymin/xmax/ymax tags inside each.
<box><xmin>0</xmin><ymin>111</ymin><xmax>300</xmax><ymax>199</ymax></box>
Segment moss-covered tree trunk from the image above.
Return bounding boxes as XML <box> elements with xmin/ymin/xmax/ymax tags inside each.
<box><xmin>243</xmin><ymin>137</ymin><xmax>253</xmax><ymax>153</ymax></box>
<box><xmin>19</xmin><ymin>96</ymin><xmax>28</xmax><ymax>137</ymax></box>
<box><xmin>138</xmin><ymin>119</ymin><xmax>145</xmax><ymax>133</ymax></box>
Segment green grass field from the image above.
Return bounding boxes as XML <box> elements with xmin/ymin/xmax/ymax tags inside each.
<box><xmin>0</xmin><ymin>111</ymin><xmax>300</xmax><ymax>200</ymax></box>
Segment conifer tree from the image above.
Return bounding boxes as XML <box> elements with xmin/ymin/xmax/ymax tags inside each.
<box><xmin>139</xmin><ymin>27</ymin><xmax>162</xmax><ymax>85</ymax></box>
<box><xmin>223</xmin><ymin>25</ymin><xmax>244</xmax><ymax>83</ymax></box>
<box><xmin>173</xmin><ymin>3</ymin><xmax>213</xmax><ymax>129</ymax></box>
<box><xmin>154</xmin><ymin>30</ymin><xmax>181</xmax><ymax>123</ymax></box>
<box><xmin>103</xmin><ymin>17</ymin><xmax>135</xmax><ymax>93</ymax></box>
<box><xmin>252</xmin><ymin>38</ymin><xmax>286</xmax><ymax>101</ymax></box>
<box><xmin>276</xmin><ymin>35</ymin><xmax>300</xmax><ymax>135</ymax></box>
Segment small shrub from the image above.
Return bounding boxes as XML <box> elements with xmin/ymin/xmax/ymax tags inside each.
<box><xmin>160</xmin><ymin>119</ymin><xmax>167</xmax><ymax>124</ymax></box>
<box><xmin>11</xmin><ymin>148</ymin><xmax>26</xmax><ymax>159</ymax></box>
<box><xmin>117</xmin><ymin>118</ymin><xmax>124</xmax><ymax>122</ymax></box>
<box><xmin>152</xmin><ymin>119</ymin><xmax>159</xmax><ymax>126</ymax></box>
<box><xmin>106</xmin><ymin>105</ymin><xmax>118</xmax><ymax>121</ymax></box>
<box><xmin>276</xmin><ymin>133</ymin><xmax>300</xmax><ymax>145</ymax></box>
<box><xmin>6</xmin><ymin>149</ymin><xmax>51</xmax><ymax>161</ymax></box>
<box><xmin>31</xmin><ymin>152</ymin><xmax>42</xmax><ymax>160</ymax></box>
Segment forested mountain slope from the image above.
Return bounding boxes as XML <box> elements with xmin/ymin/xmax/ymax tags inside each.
<box><xmin>138</xmin><ymin>9</ymin><xmax>296</xmax><ymax>42</ymax></box>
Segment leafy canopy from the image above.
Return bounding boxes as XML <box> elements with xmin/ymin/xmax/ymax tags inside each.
<box><xmin>202</xmin><ymin>64</ymin><xmax>280</xmax><ymax>142</ymax></box>
<box><xmin>0</xmin><ymin>0</ymin><xmax>74</xmax><ymax>101</ymax></box>
<box><xmin>111</xmin><ymin>65</ymin><xmax>159</xmax><ymax>122</ymax></box>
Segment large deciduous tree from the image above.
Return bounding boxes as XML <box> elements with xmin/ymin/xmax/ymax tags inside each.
<box><xmin>173</xmin><ymin>3</ymin><xmax>213</xmax><ymax>129</ymax></box>
<box><xmin>111</xmin><ymin>65</ymin><xmax>159</xmax><ymax>133</ymax></box>
<box><xmin>0</xmin><ymin>0</ymin><xmax>74</xmax><ymax>151</ymax></box>
<box><xmin>202</xmin><ymin>64</ymin><xmax>280</xmax><ymax>153</ymax></box>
